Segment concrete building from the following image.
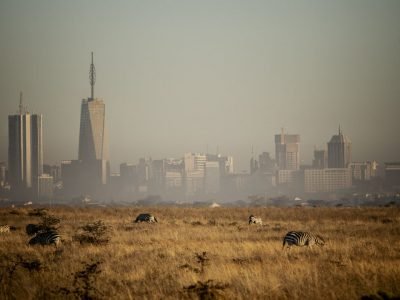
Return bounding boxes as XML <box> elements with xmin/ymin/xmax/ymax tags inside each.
<box><xmin>164</xmin><ymin>158</ymin><xmax>184</xmax><ymax>191</ymax></box>
<box><xmin>61</xmin><ymin>160</ymin><xmax>82</xmax><ymax>196</ymax></box>
<box><xmin>37</xmin><ymin>174</ymin><xmax>53</xmax><ymax>200</ymax></box>
<box><xmin>259</xmin><ymin>152</ymin><xmax>275</xmax><ymax>173</ymax></box>
<box><xmin>184</xmin><ymin>153</ymin><xmax>207</xmax><ymax>195</ymax></box>
<box><xmin>207</xmin><ymin>154</ymin><xmax>234</xmax><ymax>176</ymax></box>
<box><xmin>350</xmin><ymin>161</ymin><xmax>377</xmax><ymax>181</ymax></box>
<box><xmin>205</xmin><ymin>161</ymin><xmax>220</xmax><ymax>194</ymax></box>
<box><xmin>120</xmin><ymin>163</ymin><xmax>137</xmax><ymax>194</ymax></box>
<box><xmin>277</xmin><ymin>170</ymin><xmax>297</xmax><ymax>185</ymax></box>
<box><xmin>165</xmin><ymin>171</ymin><xmax>183</xmax><ymax>190</ymax></box>
<box><xmin>312</xmin><ymin>149</ymin><xmax>327</xmax><ymax>169</ymax></box>
<box><xmin>328</xmin><ymin>126</ymin><xmax>352</xmax><ymax>168</ymax></box>
<box><xmin>184</xmin><ymin>153</ymin><xmax>206</xmax><ymax>174</ymax></box>
<box><xmin>385</xmin><ymin>162</ymin><xmax>400</xmax><ymax>189</ymax></box>
<box><xmin>8</xmin><ymin>93</ymin><xmax>43</xmax><ymax>195</ymax></box>
<box><xmin>78</xmin><ymin>52</ymin><xmax>110</xmax><ymax>188</ymax></box>
<box><xmin>304</xmin><ymin>168</ymin><xmax>352</xmax><ymax>193</ymax></box>
<box><xmin>0</xmin><ymin>162</ymin><xmax>6</xmax><ymax>187</ymax></box>
<box><xmin>43</xmin><ymin>164</ymin><xmax>61</xmax><ymax>182</ymax></box>
<box><xmin>275</xmin><ymin>129</ymin><xmax>300</xmax><ymax>170</ymax></box>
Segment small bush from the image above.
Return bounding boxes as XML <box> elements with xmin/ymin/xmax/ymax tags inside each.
<box><xmin>28</xmin><ymin>208</ymin><xmax>48</xmax><ymax>217</ymax></box>
<box><xmin>184</xmin><ymin>280</ymin><xmax>229</xmax><ymax>300</ymax></box>
<box><xmin>75</xmin><ymin>220</ymin><xmax>110</xmax><ymax>245</ymax></box>
<box><xmin>58</xmin><ymin>260</ymin><xmax>102</xmax><ymax>299</ymax></box>
<box><xmin>40</xmin><ymin>215</ymin><xmax>61</xmax><ymax>229</ymax></box>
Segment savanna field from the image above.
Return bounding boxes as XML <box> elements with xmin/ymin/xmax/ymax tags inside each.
<box><xmin>1</xmin><ymin>206</ymin><xmax>400</xmax><ymax>300</ymax></box>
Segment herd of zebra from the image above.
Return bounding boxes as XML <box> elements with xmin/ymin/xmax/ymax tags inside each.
<box><xmin>0</xmin><ymin>213</ymin><xmax>325</xmax><ymax>249</ymax></box>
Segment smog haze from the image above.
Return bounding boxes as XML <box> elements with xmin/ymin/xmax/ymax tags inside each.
<box><xmin>1</xmin><ymin>0</ymin><xmax>400</xmax><ymax>171</ymax></box>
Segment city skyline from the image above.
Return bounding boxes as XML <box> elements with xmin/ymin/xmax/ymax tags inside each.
<box><xmin>1</xmin><ymin>1</ymin><xmax>400</xmax><ymax>172</ymax></box>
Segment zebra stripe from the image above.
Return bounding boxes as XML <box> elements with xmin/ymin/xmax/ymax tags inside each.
<box><xmin>248</xmin><ymin>215</ymin><xmax>262</xmax><ymax>225</ymax></box>
<box><xmin>134</xmin><ymin>213</ymin><xmax>158</xmax><ymax>223</ymax></box>
<box><xmin>283</xmin><ymin>231</ymin><xmax>325</xmax><ymax>249</ymax></box>
<box><xmin>29</xmin><ymin>230</ymin><xmax>61</xmax><ymax>247</ymax></box>
<box><xmin>0</xmin><ymin>225</ymin><xmax>10</xmax><ymax>233</ymax></box>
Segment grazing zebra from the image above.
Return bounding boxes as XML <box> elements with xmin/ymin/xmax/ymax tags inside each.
<box><xmin>29</xmin><ymin>230</ymin><xmax>61</xmax><ymax>247</ymax></box>
<box><xmin>282</xmin><ymin>231</ymin><xmax>325</xmax><ymax>249</ymax></box>
<box><xmin>134</xmin><ymin>213</ymin><xmax>158</xmax><ymax>223</ymax></box>
<box><xmin>26</xmin><ymin>224</ymin><xmax>42</xmax><ymax>236</ymax></box>
<box><xmin>248</xmin><ymin>215</ymin><xmax>262</xmax><ymax>225</ymax></box>
<box><xmin>0</xmin><ymin>225</ymin><xmax>10</xmax><ymax>233</ymax></box>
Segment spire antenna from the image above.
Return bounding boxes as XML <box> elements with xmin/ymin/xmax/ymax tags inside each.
<box><xmin>19</xmin><ymin>92</ymin><xmax>23</xmax><ymax>114</ymax></box>
<box><xmin>89</xmin><ymin>52</ymin><xmax>96</xmax><ymax>99</ymax></box>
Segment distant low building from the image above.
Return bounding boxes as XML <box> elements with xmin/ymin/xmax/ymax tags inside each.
<box><xmin>37</xmin><ymin>174</ymin><xmax>53</xmax><ymax>200</ymax></box>
<box><xmin>385</xmin><ymin>162</ymin><xmax>400</xmax><ymax>189</ymax></box>
<box><xmin>305</xmin><ymin>168</ymin><xmax>352</xmax><ymax>193</ymax></box>
<box><xmin>350</xmin><ymin>161</ymin><xmax>377</xmax><ymax>181</ymax></box>
<box><xmin>277</xmin><ymin>170</ymin><xmax>296</xmax><ymax>185</ymax></box>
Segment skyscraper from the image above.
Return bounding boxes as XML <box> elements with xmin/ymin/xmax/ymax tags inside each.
<box><xmin>327</xmin><ymin>126</ymin><xmax>352</xmax><ymax>168</ymax></box>
<box><xmin>78</xmin><ymin>52</ymin><xmax>110</xmax><ymax>184</ymax></box>
<box><xmin>312</xmin><ymin>148</ymin><xmax>327</xmax><ymax>169</ymax></box>
<box><xmin>8</xmin><ymin>93</ymin><xmax>43</xmax><ymax>195</ymax></box>
<box><xmin>275</xmin><ymin>129</ymin><xmax>300</xmax><ymax>170</ymax></box>
<box><xmin>78</xmin><ymin>52</ymin><xmax>109</xmax><ymax>187</ymax></box>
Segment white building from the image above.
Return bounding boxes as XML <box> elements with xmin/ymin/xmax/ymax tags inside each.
<box><xmin>305</xmin><ymin>168</ymin><xmax>352</xmax><ymax>193</ymax></box>
<box><xmin>349</xmin><ymin>161</ymin><xmax>377</xmax><ymax>181</ymax></box>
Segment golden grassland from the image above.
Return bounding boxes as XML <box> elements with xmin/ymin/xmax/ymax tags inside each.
<box><xmin>0</xmin><ymin>206</ymin><xmax>400</xmax><ymax>300</ymax></box>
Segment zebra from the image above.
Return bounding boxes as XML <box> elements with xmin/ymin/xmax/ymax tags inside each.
<box><xmin>248</xmin><ymin>215</ymin><xmax>262</xmax><ymax>225</ymax></box>
<box><xmin>26</xmin><ymin>224</ymin><xmax>42</xmax><ymax>236</ymax></box>
<box><xmin>282</xmin><ymin>231</ymin><xmax>325</xmax><ymax>249</ymax></box>
<box><xmin>0</xmin><ymin>225</ymin><xmax>10</xmax><ymax>233</ymax></box>
<box><xmin>29</xmin><ymin>230</ymin><xmax>61</xmax><ymax>247</ymax></box>
<box><xmin>134</xmin><ymin>213</ymin><xmax>158</xmax><ymax>223</ymax></box>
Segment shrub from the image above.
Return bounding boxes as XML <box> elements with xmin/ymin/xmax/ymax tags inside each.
<box><xmin>74</xmin><ymin>220</ymin><xmax>110</xmax><ymax>245</ymax></box>
<box><xmin>28</xmin><ymin>208</ymin><xmax>48</xmax><ymax>217</ymax></box>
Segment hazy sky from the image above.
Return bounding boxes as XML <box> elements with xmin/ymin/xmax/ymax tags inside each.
<box><xmin>1</xmin><ymin>0</ymin><xmax>399</xmax><ymax>172</ymax></box>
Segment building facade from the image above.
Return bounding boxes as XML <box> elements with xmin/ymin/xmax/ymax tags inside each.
<box><xmin>327</xmin><ymin>127</ymin><xmax>352</xmax><ymax>168</ymax></box>
<box><xmin>312</xmin><ymin>149</ymin><xmax>327</xmax><ymax>169</ymax></box>
<box><xmin>275</xmin><ymin>130</ymin><xmax>300</xmax><ymax>170</ymax></box>
<box><xmin>77</xmin><ymin>53</ymin><xmax>110</xmax><ymax>189</ymax></box>
<box><xmin>8</xmin><ymin>94</ymin><xmax>43</xmax><ymax>196</ymax></box>
<box><xmin>304</xmin><ymin>168</ymin><xmax>352</xmax><ymax>193</ymax></box>
<box><xmin>37</xmin><ymin>174</ymin><xmax>54</xmax><ymax>200</ymax></box>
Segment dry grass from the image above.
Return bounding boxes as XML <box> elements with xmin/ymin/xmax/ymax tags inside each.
<box><xmin>1</xmin><ymin>206</ymin><xmax>400</xmax><ymax>299</ymax></box>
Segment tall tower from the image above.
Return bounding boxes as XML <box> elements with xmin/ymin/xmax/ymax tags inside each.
<box><xmin>327</xmin><ymin>126</ymin><xmax>352</xmax><ymax>168</ymax></box>
<box><xmin>274</xmin><ymin>129</ymin><xmax>300</xmax><ymax>170</ymax></box>
<box><xmin>78</xmin><ymin>52</ymin><xmax>109</xmax><ymax>186</ymax></box>
<box><xmin>8</xmin><ymin>93</ymin><xmax>43</xmax><ymax>195</ymax></box>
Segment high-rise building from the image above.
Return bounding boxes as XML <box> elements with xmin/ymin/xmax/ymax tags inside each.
<box><xmin>312</xmin><ymin>149</ymin><xmax>327</xmax><ymax>169</ymax></box>
<box><xmin>327</xmin><ymin>126</ymin><xmax>351</xmax><ymax>168</ymax></box>
<box><xmin>8</xmin><ymin>93</ymin><xmax>43</xmax><ymax>195</ymax></box>
<box><xmin>259</xmin><ymin>152</ymin><xmax>275</xmax><ymax>173</ymax></box>
<box><xmin>0</xmin><ymin>162</ymin><xmax>6</xmax><ymax>187</ymax></box>
<box><xmin>275</xmin><ymin>129</ymin><xmax>300</xmax><ymax>170</ymax></box>
<box><xmin>184</xmin><ymin>153</ymin><xmax>206</xmax><ymax>195</ymax></box>
<box><xmin>78</xmin><ymin>52</ymin><xmax>110</xmax><ymax>187</ymax></box>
